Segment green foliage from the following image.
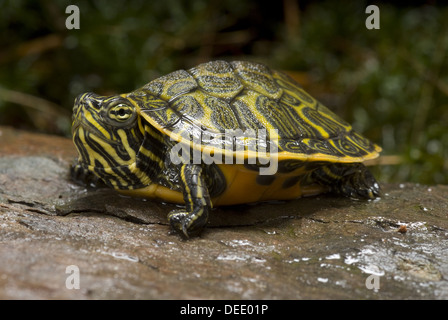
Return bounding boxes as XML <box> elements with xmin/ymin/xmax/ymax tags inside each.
<box><xmin>0</xmin><ymin>0</ymin><xmax>446</xmax><ymax>184</ymax></box>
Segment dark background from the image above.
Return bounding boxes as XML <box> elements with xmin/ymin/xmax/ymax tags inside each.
<box><xmin>0</xmin><ymin>0</ymin><xmax>447</xmax><ymax>185</ymax></box>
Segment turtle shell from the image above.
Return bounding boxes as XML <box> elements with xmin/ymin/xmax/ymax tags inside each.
<box><xmin>126</xmin><ymin>60</ymin><xmax>381</xmax><ymax>163</ymax></box>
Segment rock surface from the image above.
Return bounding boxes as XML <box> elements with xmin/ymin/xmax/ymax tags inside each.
<box><xmin>0</xmin><ymin>125</ymin><xmax>447</xmax><ymax>299</ymax></box>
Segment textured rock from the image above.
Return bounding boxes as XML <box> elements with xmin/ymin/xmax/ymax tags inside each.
<box><xmin>0</xmin><ymin>126</ymin><xmax>447</xmax><ymax>300</ymax></box>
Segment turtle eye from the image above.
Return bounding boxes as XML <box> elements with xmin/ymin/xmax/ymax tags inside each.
<box><xmin>107</xmin><ymin>103</ymin><xmax>136</xmax><ymax>125</ymax></box>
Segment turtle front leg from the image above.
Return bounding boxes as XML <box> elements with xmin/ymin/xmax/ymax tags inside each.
<box><xmin>70</xmin><ymin>163</ymin><xmax>105</xmax><ymax>188</ymax></box>
<box><xmin>168</xmin><ymin>164</ymin><xmax>212</xmax><ymax>238</ymax></box>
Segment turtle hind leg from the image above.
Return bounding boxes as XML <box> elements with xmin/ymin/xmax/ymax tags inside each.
<box><xmin>312</xmin><ymin>163</ymin><xmax>381</xmax><ymax>199</ymax></box>
<box><xmin>167</xmin><ymin>164</ymin><xmax>212</xmax><ymax>238</ymax></box>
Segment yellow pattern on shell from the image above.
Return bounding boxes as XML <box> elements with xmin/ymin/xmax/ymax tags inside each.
<box><xmin>129</xmin><ymin>60</ymin><xmax>381</xmax><ymax>164</ymax></box>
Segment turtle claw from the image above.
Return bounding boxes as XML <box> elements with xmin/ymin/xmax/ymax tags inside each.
<box><xmin>312</xmin><ymin>163</ymin><xmax>381</xmax><ymax>200</ymax></box>
<box><xmin>336</xmin><ymin>164</ymin><xmax>381</xmax><ymax>200</ymax></box>
<box><xmin>167</xmin><ymin>209</ymin><xmax>207</xmax><ymax>238</ymax></box>
<box><xmin>167</xmin><ymin>210</ymin><xmax>190</xmax><ymax>238</ymax></box>
<box><xmin>70</xmin><ymin>163</ymin><xmax>105</xmax><ymax>188</ymax></box>
<box><xmin>340</xmin><ymin>179</ymin><xmax>381</xmax><ymax>200</ymax></box>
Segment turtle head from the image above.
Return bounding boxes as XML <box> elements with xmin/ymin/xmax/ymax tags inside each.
<box><xmin>71</xmin><ymin>92</ymin><xmax>147</xmax><ymax>189</ymax></box>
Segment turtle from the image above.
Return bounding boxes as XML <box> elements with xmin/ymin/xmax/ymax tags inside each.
<box><xmin>71</xmin><ymin>60</ymin><xmax>381</xmax><ymax>238</ymax></box>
